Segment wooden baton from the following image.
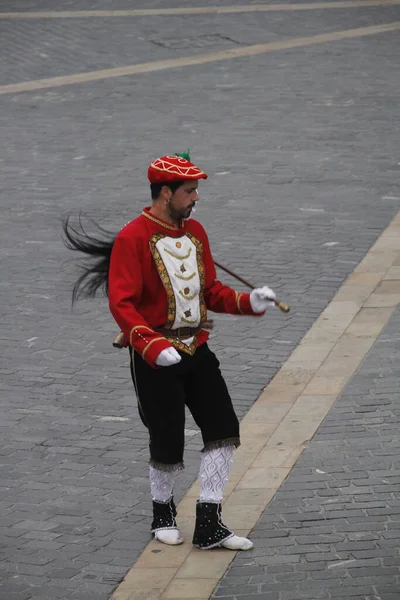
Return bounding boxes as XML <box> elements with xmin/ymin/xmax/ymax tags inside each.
<box><xmin>213</xmin><ymin>261</ymin><xmax>290</xmax><ymax>313</ymax></box>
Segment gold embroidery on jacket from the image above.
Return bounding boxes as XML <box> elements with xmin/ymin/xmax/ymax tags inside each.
<box><xmin>149</xmin><ymin>232</ymin><xmax>208</xmax><ymax>331</ymax></box>
<box><xmin>181</xmin><ymin>317</ymin><xmax>198</xmax><ymax>325</ymax></box>
<box><xmin>142</xmin><ymin>336</ymin><xmax>166</xmax><ymax>361</ymax></box>
<box><xmin>175</xmin><ymin>271</ymin><xmax>195</xmax><ymax>281</ymax></box>
<box><xmin>142</xmin><ymin>211</ymin><xmax>176</xmax><ymax>231</ymax></box>
<box><xmin>179</xmin><ymin>289</ymin><xmax>198</xmax><ymax>301</ymax></box>
<box><xmin>164</xmin><ymin>247</ymin><xmax>192</xmax><ymax>260</ymax></box>
<box><xmin>149</xmin><ymin>233</ymin><xmax>176</xmax><ymax>328</ymax></box>
<box><xmin>235</xmin><ymin>291</ymin><xmax>244</xmax><ymax>314</ymax></box>
<box><xmin>129</xmin><ymin>325</ymin><xmax>155</xmax><ymax>346</ymax></box>
<box><xmin>186</xmin><ymin>233</ymin><xmax>207</xmax><ymax>325</ymax></box>
<box><xmin>166</xmin><ymin>335</ymin><xmax>198</xmax><ymax>356</ymax></box>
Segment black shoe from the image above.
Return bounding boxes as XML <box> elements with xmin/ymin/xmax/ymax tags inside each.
<box><xmin>192</xmin><ymin>501</ymin><xmax>233</xmax><ymax>549</ymax></box>
<box><xmin>151</xmin><ymin>497</ymin><xmax>183</xmax><ymax>545</ymax></box>
<box><xmin>151</xmin><ymin>497</ymin><xmax>178</xmax><ymax>533</ymax></box>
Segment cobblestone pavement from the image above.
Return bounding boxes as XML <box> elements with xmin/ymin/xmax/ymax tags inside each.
<box><xmin>213</xmin><ymin>306</ymin><xmax>400</xmax><ymax>600</ymax></box>
<box><xmin>0</xmin><ymin>1</ymin><xmax>399</xmax><ymax>599</ymax></box>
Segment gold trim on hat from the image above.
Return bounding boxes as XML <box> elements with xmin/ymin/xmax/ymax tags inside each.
<box><xmin>150</xmin><ymin>158</ymin><xmax>207</xmax><ymax>179</ymax></box>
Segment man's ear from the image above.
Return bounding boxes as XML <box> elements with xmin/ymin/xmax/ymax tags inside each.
<box><xmin>161</xmin><ymin>185</ymin><xmax>172</xmax><ymax>201</ymax></box>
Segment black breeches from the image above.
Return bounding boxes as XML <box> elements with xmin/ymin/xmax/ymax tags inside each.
<box><xmin>130</xmin><ymin>343</ymin><xmax>240</xmax><ymax>468</ymax></box>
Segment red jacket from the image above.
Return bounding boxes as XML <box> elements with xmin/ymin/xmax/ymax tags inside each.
<box><xmin>108</xmin><ymin>208</ymin><xmax>258</xmax><ymax>368</ymax></box>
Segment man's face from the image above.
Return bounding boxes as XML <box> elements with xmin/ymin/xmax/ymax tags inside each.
<box><xmin>168</xmin><ymin>181</ymin><xmax>199</xmax><ymax>221</ymax></box>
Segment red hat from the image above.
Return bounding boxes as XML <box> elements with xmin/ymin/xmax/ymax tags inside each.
<box><xmin>148</xmin><ymin>152</ymin><xmax>208</xmax><ymax>184</ymax></box>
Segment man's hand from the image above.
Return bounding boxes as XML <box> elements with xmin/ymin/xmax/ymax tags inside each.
<box><xmin>155</xmin><ymin>347</ymin><xmax>182</xmax><ymax>367</ymax></box>
<box><xmin>250</xmin><ymin>286</ymin><xmax>276</xmax><ymax>314</ymax></box>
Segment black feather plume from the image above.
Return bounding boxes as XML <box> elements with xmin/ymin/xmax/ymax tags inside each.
<box><xmin>61</xmin><ymin>213</ymin><xmax>116</xmax><ymax>305</ymax></box>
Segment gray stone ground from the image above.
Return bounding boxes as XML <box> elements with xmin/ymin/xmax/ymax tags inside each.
<box><xmin>0</xmin><ymin>1</ymin><xmax>399</xmax><ymax>599</ymax></box>
<box><xmin>213</xmin><ymin>307</ymin><xmax>400</xmax><ymax>600</ymax></box>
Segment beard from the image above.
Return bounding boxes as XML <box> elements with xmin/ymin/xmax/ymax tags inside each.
<box><xmin>168</xmin><ymin>202</ymin><xmax>196</xmax><ymax>222</ymax></box>
<box><xmin>183</xmin><ymin>206</ymin><xmax>196</xmax><ymax>221</ymax></box>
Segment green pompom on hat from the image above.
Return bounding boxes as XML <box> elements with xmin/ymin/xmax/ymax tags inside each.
<box><xmin>175</xmin><ymin>150</ymin><xmax>191</xmax><ymax>161</ymax></box>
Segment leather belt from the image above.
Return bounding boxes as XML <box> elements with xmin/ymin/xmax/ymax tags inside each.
<box><xmin>156</xmin><ymin>326</ymin><xmax>202</xmax><ymax>339</ymax></box>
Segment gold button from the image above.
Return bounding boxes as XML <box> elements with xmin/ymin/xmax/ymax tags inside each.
<box><xmin>176</xmin><ymin>242</ymin><xmax>182</xmax><ymax>248</ymax></box>
<box><xmin>184</xmin><ymin>287</ymin><xmax>190</xmax><ymax>295</ymax></box>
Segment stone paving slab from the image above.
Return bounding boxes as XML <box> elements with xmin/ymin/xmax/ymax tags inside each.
<box><xmin>0</xmin><ymin>1</ymin><xmax>399</xmax><ymax>599</ymax></box>
<box><xmin>1</xmin><ymin>6</ymin><xmax>399</xmax><ymax>86</ymax></box>
<box><xmin>3</xmin><ymin>0</ymin><xmax>400</xmax><ymax>10</ymax></box>
<box><xmin>213</xmin><ymin>309</ymin><xmax>400</xmax><ymax>600</ymax></box>
<box><xmin>111</xmin><ymin>211</ymin><xmax>400</xmax><ymax>600</ymax></box>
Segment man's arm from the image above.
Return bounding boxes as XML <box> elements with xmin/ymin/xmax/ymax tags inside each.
<box><xmin>108</xmin><ymin>233</ymin><xmax>173</xmax><ymax>368</ymax></box>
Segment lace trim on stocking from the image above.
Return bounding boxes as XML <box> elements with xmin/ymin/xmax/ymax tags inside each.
<box><xmin>201</xmin><ymin>437</ymin><xmax>240</xmax><ymax>452</ymax></box>
<box><xmin>149</xmin><ymin>458</ymin><xmax>184</xmax><ymax>472</ymax></box>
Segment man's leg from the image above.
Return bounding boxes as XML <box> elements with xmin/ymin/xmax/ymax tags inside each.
<box><xmin>184</xmin><ymin>344</ymin><xmax>253</xmax><ymax>550</ymax></box>
<box><xmin>130</xmin><ymin>349</ymin><xmax>185</xmax><ymax>545</ymax></box>
<box><xmin>149</xmin><ymin>465</ymin><xmax>183</xmax><ymax>545</ymax></box>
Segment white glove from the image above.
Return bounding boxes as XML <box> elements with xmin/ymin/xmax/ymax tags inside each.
<box><xmin>250</xmin><ymin>286</ymin><xmax>276</xmax><ymax>314</ymax></box>
<box><xmin>155</xmin><ymin>347</ymin><xmax>182</xmax><ymax>367</ymax></box>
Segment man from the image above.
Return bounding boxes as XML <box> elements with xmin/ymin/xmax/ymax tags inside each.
<box><xmin>63</xmin><ymin>152</ymin><xmax>276</xmax><ymax>551</ymax></box>
<box><xmin>107</xmin><ymin>153</ymin><xmax>276</xmax><ymax>550</ymax></box>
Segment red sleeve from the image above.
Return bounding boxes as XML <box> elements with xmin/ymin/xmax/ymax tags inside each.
<box><xmin>108</xmin><ymin>232</ymin><xmax>172</xmax><ymax>368</ymax></box>
<box><xmin>201</xmin><ymin>229</ymin><xmax>259</xmax><ymax>316</ymax></box>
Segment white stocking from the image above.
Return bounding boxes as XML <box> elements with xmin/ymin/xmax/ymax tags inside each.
<box><xmin>149</xmin><ymin>465</ymin><xmax>176</xmax><ymax>502</ymax></box>
<box><xmin>199</xmin><ymin>445</ymin><xmax>234</xmax><ymax>503</ymax></box>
